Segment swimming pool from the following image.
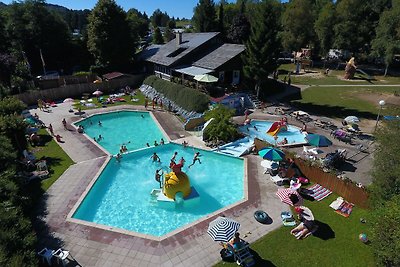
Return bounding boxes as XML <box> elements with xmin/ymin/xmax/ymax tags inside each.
<box><xmin>75</xmin><ymin>111</ymin><xmax>166</xmax><ymax>155</ymax></box>
<box><xmin>238</xmin><ymin>120</ymin><xmax>307</xmax><ymax>145</ymax></box>
<box><xmin>72</xmin><ymin>143</ymin><xmax>244</xmax><ymax>237</ymax></box>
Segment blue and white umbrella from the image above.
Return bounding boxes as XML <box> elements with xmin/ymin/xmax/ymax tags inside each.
<box><xmin>207</xmin><ymin>216</ymin><xmax>240</xmax><ymax>242</ymax></box>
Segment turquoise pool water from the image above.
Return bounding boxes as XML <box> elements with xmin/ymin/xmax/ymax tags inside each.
<box><xmin>76</xmin><ymin>111</ymin><xmax>166</xmax><ymax>155</ymax></box>
<box><xmin>73</xmin><ymin>143</ymin><xmax>244</xmax><ymax>237</ymax></box>
<box><xmin>239</xmin><ymin>120</ymin><xmax>306</xmax><ymax>145</ymax></box>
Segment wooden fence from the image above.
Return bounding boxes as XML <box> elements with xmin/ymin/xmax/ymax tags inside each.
<box><xmin>293</xmin><ymin>158</ymin><xmax>369</xmax><ymax>208</ymax></box>
<box><xmin>15</xmin><ymin>75</ymin><xmax>144</xmax><ymax>106</ymax></box>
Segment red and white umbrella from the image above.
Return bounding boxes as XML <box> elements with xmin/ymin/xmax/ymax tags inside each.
<box><xmin>276</xmin><ymin>188</ymin><xmax>303</xmax><ymax>206</ymax></box>
<box><xmin>92</xmin><ymin>90</ymin><xmax>103</xmax><ymax>96</ymax></box>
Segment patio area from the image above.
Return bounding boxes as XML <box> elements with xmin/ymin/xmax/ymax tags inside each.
<box><xmin>32</xmin><ymin>103</ymin><xmax>289</xmax><ymax>266</ymax></box>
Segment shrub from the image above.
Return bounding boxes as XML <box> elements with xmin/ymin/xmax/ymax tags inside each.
<box><xmin>143</xmin><ymin>76</ymin><xmax>209</xmax><ymax>112</ymax></box>
<box><xmin>73</xmin><ymin>71</ymin><xmax>92</xmax><ymax>76</ymax></box>
<box><xmin>203</xmin><ymin>104</ymin><xmax>240</xmax><ymax>143</ymax></box>
<box><xmin>370</xmin><ymin>195</ymin><xmax>400</xmax><ymax>266</ymax></box>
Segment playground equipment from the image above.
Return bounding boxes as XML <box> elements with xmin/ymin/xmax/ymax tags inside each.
<box><xmin>294</xmin><ymin>48</ymin><xmax>313</xmax><ymax>73</ymax></box>
<box><xmin>267</xmin><ymin>120</ymin><xmax>288</xmax><ymax>136</ymax></box>
<box><xmin>344</xmin><ymin>57</ymin><xmax>357</xmax><ymax>79</ymax></box>
<box><xmin>151</xmin><ymin>165</ymin><xmax>200</xmax><ymax>207</ymax></box>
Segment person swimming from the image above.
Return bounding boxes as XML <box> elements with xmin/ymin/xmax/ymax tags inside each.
<box><xmin>98</xmin><ymin>121</ymin><xmax>102</xmax><ymax>126</ymax></box>
<box><xmin>188</xmin><ymin>152</ymin><xmax>201</xmax><ymax>168</ymax></box>
<box><xmin>155</xmin><ymin>169</ymin><xmax>163</xmax><ymax>188</ymax></box>
<box><xmin>151</xmin><ymin>152</ymin><xmax>161</xmax><ymax>162</ymax></box>
<box><xmin>160</xmin><ymin>138</ymin><xmax>165</xmax><ymax>145</ymax></box>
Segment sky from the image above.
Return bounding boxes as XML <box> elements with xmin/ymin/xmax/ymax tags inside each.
<box><xmin>1</xmin><ymin>0</ymin><xmax>236</xmax><ymax>19</ymax></box>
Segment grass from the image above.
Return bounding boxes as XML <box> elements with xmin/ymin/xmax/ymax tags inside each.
<box><xmin>290</xmin><ymin>86</ymin><xmax>400</xmax><ymax>119</ymax></box>
<box><xmin>278</xmin><ymin>63</ymin><xmax>400</xmax><ymax>86</ymax></box>
<box><xmin>29</xmin><ymin>129</ymin><xmax>74</xmax><ymax>191</ymax></box>
<box><xmin>74</xmin><ymin>91</ymin><xmax>146</xmax><ymax>110</ymax></box>
<box><xmin>215</xmin><ymin>194</ymin><xmax>374</xmax><ymax>267</ymax></box>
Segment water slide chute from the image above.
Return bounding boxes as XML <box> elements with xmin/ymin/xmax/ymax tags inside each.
<box><xmin>267</xmin><ymin>121</ymin><xmax>287</xmax><ymax>136</ymax></box>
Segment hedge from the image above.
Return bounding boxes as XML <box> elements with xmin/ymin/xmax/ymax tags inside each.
<box><xmin>143</xmin><ymin>75</ymin><xmax>210</xmax><ymax>112</ymax></box>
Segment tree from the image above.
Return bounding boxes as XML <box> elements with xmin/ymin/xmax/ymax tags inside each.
<box><xmin>192</xmin><ymin>0</ymin><xmax>218</xmax><ymax>32</ymax></box>
<box><xmin>0</xmin><ymin>53</ymin><xmax>17</xmax><ymax>87</ymax></box>
<box><xmin>226</xmin><ymin>0</ymin><xmax>250</xmax><ymax>44</ymax></box>
<box><xmin>5</xmin><ymin>0</ymin><xmax>72</xmax><ymax>74</ymax></box>
<box><xmin>87</xmin><ymin>0</ymin><xmax>134</xmax><ymax>72</ymax></box>
<box><xmin>243</xmin><ymin>0</ymin><xmax>281</xmax><ymax>98</ymax></box>
<box><xmin>370</xmin><ymin>118</ymin><xmax>400</xmax><ymax>205</ymax></box>
<box><xmin>372</xmin><ymin>1</ymin><xmax>400</xmax><ymax>76</ymax></box>
<box><xmin>217</xmin><ymin>2</ymin><xmax>225</xmax><ymax>37</ymax></box>
<box><xmin>370</xmin><ymin>195</ymin><xmax>400</xmax><ymax>266</ymax></box>
<box><xmin>314</xmin><ymin>1</ymin><xmax>336</xmax><ymax>56</ymax></box>
<box><xmin>0</xmin><ymin>12</ymin><xmax>8</xmax><ymax>52</ymax></box>
<box><xmin>153</xmin><ymin>27</ymin><xmax>164</xmax><ymax>44</ymax></box>
<box><xmin>203</xmin><ymin>104</ymin><xmax>239</xmax><ymax>143</ymax></box>
<box><xmin>333</xmin><ymin>0</ymin><xmax>390</xmax><ymax>55</ymax></box>
<box><xmin>127</xmin><ymin>8</ymin><xmax>150</xmax><ymax>40</ymax></box>
<box><xmin>281</xmin><ymin>0</ymin><xmax>316</xmax><ymax>51</ymax></box>
<box><xmin>151</xmin><ymin>9</ymin><xmax>170</xmax><ymax>27</ymax></box>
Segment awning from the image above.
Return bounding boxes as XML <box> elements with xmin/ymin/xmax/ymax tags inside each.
<box><xmin>174</xmin><ymin>66</ymin><xmax>213</xmax><ymax>76</ymax></box>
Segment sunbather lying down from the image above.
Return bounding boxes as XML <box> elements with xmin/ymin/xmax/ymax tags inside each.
<box><xmin>290</xmin><ymin>221</ymin><xmax>316</xmax><ymax>239</ymax></box>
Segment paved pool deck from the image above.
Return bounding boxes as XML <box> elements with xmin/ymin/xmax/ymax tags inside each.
<box><xmin>32</xmin><ymin>103</ymin><xmax>288</xmax><ymax>267</ymax></box>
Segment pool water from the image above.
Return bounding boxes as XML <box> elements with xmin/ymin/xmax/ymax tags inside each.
<box><xmin>73</xmin><ymin>143</ymin><xmax>244</xmax><ymax>237</ymax></box>
<box><xmin>76</xmin><ymin>111</ymin><xmax>166</xmax><ymax>155</ymax></box>
<box><xmin>238</xmin><ymin>120</ymin><xmax>306</xmax><ymax>145</ymax></box>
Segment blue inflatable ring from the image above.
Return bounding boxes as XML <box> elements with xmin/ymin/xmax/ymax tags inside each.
<box><xmin>254</xmin><ymin>210</ymin><xmax>269</xmax><ymax>224</ymax></box>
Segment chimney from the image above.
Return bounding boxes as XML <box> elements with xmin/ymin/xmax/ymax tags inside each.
<box><xmin>176</xmin><ymin>32</ymin><xmax>182</xmax><ymax>46</ymax></box>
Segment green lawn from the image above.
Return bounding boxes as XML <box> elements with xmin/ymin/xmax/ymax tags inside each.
<box><xmin>29</xmin><ymin>129</ymin><xmax>74</xmax><ymax>191</ymax></box>
<box><xmin>74</xmin><ymin>91</ymin><xmax>146</xmax><ymax>110</ymax></box>
<box><xmin>291</xmin><ymin>86</ymin><xmax>400</xmax><ymax>119</ymax></box>
<box><xmin>278</xmin><ymin>63</ymin><xmax>400</xmax><ymax>86</ymax></box>
<box><xmin>215</xmin><ymin>194</ymin><xmax>374</xmax><ymax>267</ymax></box>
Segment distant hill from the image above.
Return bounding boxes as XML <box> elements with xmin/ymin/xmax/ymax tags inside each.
<box><xmin>0</xmin><ymin>2</ymin><xmax>6</xmax><ymax>7</ymax></box>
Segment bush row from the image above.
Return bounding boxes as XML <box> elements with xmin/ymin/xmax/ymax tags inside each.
<box><xmin>143</xmin><ymin>76</ymin><xmax>210</xmax><ymax>113</ymax></box>
<box><xmin>0</xmin><ymin>97</ymin><xmax>38</xmax><ymax>266</ymax></box>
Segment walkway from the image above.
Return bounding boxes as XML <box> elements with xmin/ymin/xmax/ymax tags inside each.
<box><xmin>32</xmin><ymin>103</ymin><xmax>288</xmax><ymax>267</ymax></box>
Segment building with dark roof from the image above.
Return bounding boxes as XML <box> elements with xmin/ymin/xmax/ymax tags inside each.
<box><xmin>141</xmin><ymin>32</ymin><xmax>246</xmax><ymax>86</ymax></box>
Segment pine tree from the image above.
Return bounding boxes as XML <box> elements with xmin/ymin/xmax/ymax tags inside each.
<box><xmin>192</xmin><ymin>0</ymin><xmax>218</xmax><ymax>32</ymax></box>
<box><xmin>243</xmin><ymin>0</ymin><xmax>281</xmax><ymax>97</ymax></box>
<box><xmin>153</xmin><ymin>27</ymin><xmax>164</xmax><ymax>44</ymax></box>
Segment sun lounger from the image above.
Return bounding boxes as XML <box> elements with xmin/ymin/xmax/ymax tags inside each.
<box><xmin>226</xmin><ymin>241</ymin><xmax>255</xmax><ymax>267</ymax></box>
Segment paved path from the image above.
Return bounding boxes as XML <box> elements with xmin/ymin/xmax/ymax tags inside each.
<box><xmin>32</xmin><ymin>103</ymin><xmax>288</xmax><ymax>267</ymax></box>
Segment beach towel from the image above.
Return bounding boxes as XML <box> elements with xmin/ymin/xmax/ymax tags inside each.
<box><xmin>334</xmin><ymin>200</ymin><xmax>354</xmax><ymax>218</ymax></box>
<box><xmin>306</xmin><ymin>184</ymin><xmax>332</xmax><ymax>201</ymax></box>
<box><xmin>276</xmin><ymin>188</ymin><xmax>304</xmax><ymax>206</ymax></box>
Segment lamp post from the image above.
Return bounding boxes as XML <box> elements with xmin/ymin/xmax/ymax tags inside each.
<box><xmin>375</xmin><ymin>100</ymin><xmax>385</xmax><ymax>131</ymax></box>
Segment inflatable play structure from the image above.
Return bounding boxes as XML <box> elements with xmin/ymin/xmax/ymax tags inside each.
<box><xmin>267</xmin><ymin>119</ymin><xmax>288</xmax><ymax>136</ymax></box>
<box><xmin>151</xmin><ymin>161</ymin><xmax>200</xmax><ymax>207</ymax></box>
<box><xmin>344</xmin><ymin>57</ymin><xmax>357</xmax><ymax>79</ymax></box>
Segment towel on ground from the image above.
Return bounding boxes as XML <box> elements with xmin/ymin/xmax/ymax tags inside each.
<box><xmin>306</xmin><ymin>184</ymin><xmax>332</xmax><ymax>201</ymax></box>
<box><xmin>334</xmin><ymin>200</ymin><xmax>354</xmax><ymax>218</ymax></box>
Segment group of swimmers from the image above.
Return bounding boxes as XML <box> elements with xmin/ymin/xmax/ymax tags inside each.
<box><xmin>151</xmin><ymin>151</ymin><xmax>202</xmax><ymax>168</ymax></box>
<box><xmin>146</xmin><ymin>138</ymin><xmax>165</xmax><ymax>147</ymax></box>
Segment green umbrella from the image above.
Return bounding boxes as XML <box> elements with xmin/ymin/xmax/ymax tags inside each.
<box><xmin>258</xmin><ymin>147</ymin><xmax>285</xmax><ymax>161</ymax></box>
<box><xmin>194</xmin><ymin>74</ymin><xmax>218</xmax><ymax>83</ymax></box>
<box><xmin>306</xmin><ymin>134</ymin><xmax>332</xmax><ymax>147</ymax></box>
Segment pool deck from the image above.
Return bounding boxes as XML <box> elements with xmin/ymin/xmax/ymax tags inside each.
<box><xmin>32</xmin><ymin>103</ymin><xmax>288</xmax><ymax>267</ymax></box>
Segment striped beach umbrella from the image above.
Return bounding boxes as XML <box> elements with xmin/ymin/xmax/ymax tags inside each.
<box><xmin>276</xmin><ymin>188</ymin><xmax>303</xmax><ymax>206</ymax></box>
<box><xmin>207</xmin><ymin>216</ymin><xmax>240</xmax><ymax>242</ymax></box>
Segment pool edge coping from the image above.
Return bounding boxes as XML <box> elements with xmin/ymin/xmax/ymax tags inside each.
<box><xmin>66</xmin><ymin>153</ymin><xmax>248</xmax><ymax>242</ymax></box>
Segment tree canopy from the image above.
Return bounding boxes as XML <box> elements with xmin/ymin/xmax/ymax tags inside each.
<box><xmin>87</xmin><ymin>0</ymin><xmax>134</xmax><ymax>73</ymax></box>
<box><xmin>243</xmin><ymin>0</ymin><xmax>281</xmax><ymax>96</ymax></box>
<box><xmin>192</xmin><ymin>0</ymin><xmax>218</xmax><ymax>32</ymax></box>
<box><xmin>372</xmin><ymin>0</ymin><xmax>400</xmax><ymax>75</ymax></box>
